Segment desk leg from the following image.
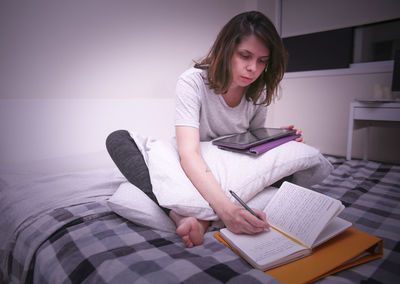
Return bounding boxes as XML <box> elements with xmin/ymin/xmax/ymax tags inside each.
<box><xmin>363</xmin><ymin>127</ymin><xmax>369</xmax><ymax>160</ymax></box>
<box><xmin>346</xmin><ymin>104</ymin><xmax>354</xmax><ymax>160</ymax></box>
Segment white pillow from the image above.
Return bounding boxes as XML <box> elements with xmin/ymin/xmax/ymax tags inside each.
<box><xmin>107</xmin><ymin>182</ymin><xmax>176</xmax><ymax>232</ymax></box>
<box><xmin>132</xmin><ymin>132</ymin><xmax>332</xmax><ymax>221</ymax></box>
<box><xmin>107</xmin><ymin>181</ymin><xmax>279</xmax><ymax>232</ymax></box>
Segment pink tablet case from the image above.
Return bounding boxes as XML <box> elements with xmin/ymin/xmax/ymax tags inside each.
<box><xmin>248</xmin><ymin>134</ymin><xmax>300</xmax><ymax>155</ymax></box>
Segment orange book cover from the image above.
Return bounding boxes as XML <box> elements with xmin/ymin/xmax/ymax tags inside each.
<box><xmin>215</xmin><ymin>227</ymin><xmax>382</xmax><ymax>284</ymax></box>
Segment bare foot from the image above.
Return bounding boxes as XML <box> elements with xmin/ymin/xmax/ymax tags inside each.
<box><xmin>170</xmin><ymin>211</ymin><xmax>209</xmax><ymax>248</ymax></box>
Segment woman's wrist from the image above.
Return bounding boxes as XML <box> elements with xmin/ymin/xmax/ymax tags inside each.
<box><xmin>212</xmin><ymin>198</ymin><xmax>235</xmax><ymax>219</ymax></box>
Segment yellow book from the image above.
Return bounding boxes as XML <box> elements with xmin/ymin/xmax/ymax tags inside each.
<box><xmin>215</xmin><ymin>227</ymin><xmax>382</xmax><ymax>284</ymax></box>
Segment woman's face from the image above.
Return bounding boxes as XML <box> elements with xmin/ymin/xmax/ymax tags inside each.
<box><xmin>230</xmin><ymin>35</ymin><xmax>270</xmax><ymax>90</ymax></box>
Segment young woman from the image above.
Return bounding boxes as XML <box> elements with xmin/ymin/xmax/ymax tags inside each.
<box><xmin>106</xmin><ymin>11</ymin><xmax>303</xmax><ymax>248</ymax></box>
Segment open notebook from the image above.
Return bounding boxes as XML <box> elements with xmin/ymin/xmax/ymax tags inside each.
<box><xmin>216</xmin><ymin>182</ymin><xmax>382</xmax><ymax>279</ymax></box>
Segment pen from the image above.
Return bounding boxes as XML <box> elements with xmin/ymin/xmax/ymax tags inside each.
<box><xmin>229</xmin><ymin>190</ymin><xmax>262</xmax><ymax>220</ymax></box>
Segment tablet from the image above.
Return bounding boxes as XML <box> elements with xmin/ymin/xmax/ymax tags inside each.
<box><xmin>212</xmin><ymin>128</ymin><xmax>296</xmax><ymax>150</ymax></box>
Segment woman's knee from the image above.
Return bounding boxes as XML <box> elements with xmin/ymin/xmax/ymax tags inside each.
<box><xmin>105</xmin><ymin>129</ymin><xmax>153</xmax><ymax>192</ymax></box>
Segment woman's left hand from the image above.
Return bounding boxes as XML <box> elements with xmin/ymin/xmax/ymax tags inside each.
<box><xmin>281</xmin><ymin>125</ymin><xmax>305</xmax><ymax>143</ymax></box>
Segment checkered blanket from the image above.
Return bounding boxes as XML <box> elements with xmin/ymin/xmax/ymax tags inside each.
<box><xmin>312</xmin><ymin>156</ymin><xmax>400</xmax><ymax>283</ymax></box>
<box><xmin>2</xmin><ymin>156</ymin><xmax>399</xmax><ymax>283</ymax></box>
<box><xmin>7</xmin><ymin>202</ymin><xmax>277</xmax><ymax>284</ymax></box>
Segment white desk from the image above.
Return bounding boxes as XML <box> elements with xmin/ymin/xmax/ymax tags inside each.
<box><xmin>346</xmin><ymin>100</ymin><xmax>400</xmax><ymax>160</ymax></box>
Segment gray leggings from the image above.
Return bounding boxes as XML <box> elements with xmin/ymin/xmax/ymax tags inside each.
<box><xmin>106</xmin><ymin>130</ymin><xmax>171</xmax><ymax>215</ymax></box>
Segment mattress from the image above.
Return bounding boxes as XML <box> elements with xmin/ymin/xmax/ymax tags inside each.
<box><xmin>0</xmin><ymin>155</ymin><xmax>399</xmax><ymax>283</ymax></box>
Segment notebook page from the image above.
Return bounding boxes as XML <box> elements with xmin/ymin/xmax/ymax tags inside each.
<box><xmin>264</xmin><ymin>182</ymin><xmax>342</xmax><ymax>247</ymax></box>
<box><xmin>220</xmin><ymin>228</ymin><xmax>307</xmax><ymax>269</ymax></box>
<box><xmin>312</xmin><ymin>217</ymin><xmax>352</xmax><ymax>247</ymax></box>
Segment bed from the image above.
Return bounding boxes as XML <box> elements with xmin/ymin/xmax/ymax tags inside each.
<box><xmin>1</xmin><ymin>153</ymin><xmax>399</xmax><ymax>284</ymax></box>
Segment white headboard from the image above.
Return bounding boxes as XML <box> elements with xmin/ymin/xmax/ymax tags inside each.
<box><xmin>0</xmin><ymin>98</ymin><xmax>175</xmax><ymax>171</ymax></box>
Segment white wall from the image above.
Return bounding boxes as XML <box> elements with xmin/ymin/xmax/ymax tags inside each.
<box><xmin>2</xmin><ymin>0</ymin><xmax>398</xmax><ymax>166</ymax></box>
<box><xmin>281</xmin><ymin>0</ymin><xmax>400</xmax><ymax>37</ymax></box>
<box><xmin>1</xmin><ymin>0</ymin><xmax>279</xmax><ymax>167</ymax></box>
<box><xmin>266</xmin><ymin>67</ymin><xmax>400</xmax><ymax>163</ymax></box>
<box><xmin>0</xmin><ymin>0</ymin><xmax>264</xmax><ymax>100</ymax></box>
<box><xmin>266</xmin><ymin>0</ymin><xmax>400</xmax><ymax>163</ymax></box>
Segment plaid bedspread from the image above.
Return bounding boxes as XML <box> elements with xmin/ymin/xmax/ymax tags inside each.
<box><xmin>3</xmin><ymin>156</ymin><xmax>400</xmax><ymax>284</ymax></box>
<box><xmin>313</xmin><ymin>156</ymin><xmax>400</xmax><ymax>283</ymax></box>
<box><xmin>8</xmin><ymin>201</ymin><xmax>278</xmax><ymax>284</ymax></box>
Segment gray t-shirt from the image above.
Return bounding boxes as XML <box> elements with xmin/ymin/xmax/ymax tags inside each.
<box><xmin>174</xmin><ymin>67</ymin><xmax>268</xmax><ymax>141</ymax></box>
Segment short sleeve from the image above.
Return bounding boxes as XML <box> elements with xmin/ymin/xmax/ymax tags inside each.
<box><xmin>174</xmin><ymin>72</ymin><xmax>202</xmax><ymax>128</ymax></box>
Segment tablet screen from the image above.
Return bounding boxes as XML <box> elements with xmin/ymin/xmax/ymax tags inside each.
<box><xmin>212</xmin><ymin>128</ymin><xmax>295</xmax><ymax>149</ymax></box>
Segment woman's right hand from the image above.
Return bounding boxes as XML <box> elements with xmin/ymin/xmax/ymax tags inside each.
<box><xmin>217</xmin><ymin>203</ymin><xmax>269</xmax><ymax>234</ymax></box>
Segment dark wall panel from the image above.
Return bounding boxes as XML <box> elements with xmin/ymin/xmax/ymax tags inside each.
<box><xmin>283</xmin><ymin>28</ymin><xmax>354</xmax><ymax>72</ymax></box>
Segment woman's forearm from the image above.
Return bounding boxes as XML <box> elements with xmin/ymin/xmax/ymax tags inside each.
<box><xmin>174</xmin><ymin>126</ymin><xmax>268</xmax><ymax>233</ymax></box>
<box><xmin>178</xmin><ymin>151</ymin><xmax>233</xmax><ymax>216</ymax></box>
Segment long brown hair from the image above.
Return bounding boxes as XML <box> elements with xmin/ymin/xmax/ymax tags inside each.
<box><xmin>194</xmin><ymin>11</ymin><xmax>287</xmax><ymax>105</ymax></box>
